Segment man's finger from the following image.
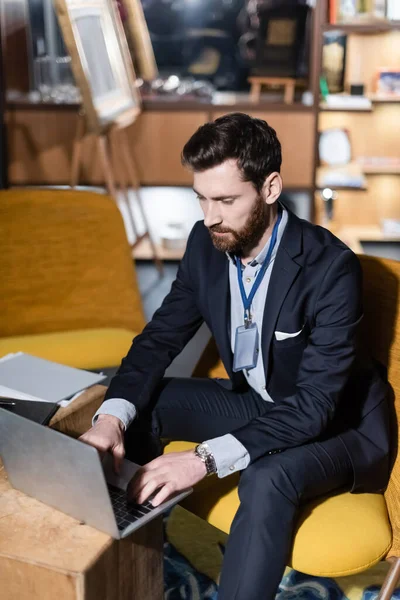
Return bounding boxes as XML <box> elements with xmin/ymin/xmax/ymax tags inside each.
<box><xmin>150</xmin><ymin>482</ymin><xmax>175</xmax><ymax>507</ymax></box>
<box><xmin>112</xmin><ymin>442</ymin><xmax>125</xmax><ymax>474</ymax></box>
<box><xmin>131</xmin><ymin>478</ymin><xmax>161</xmax><ymax>504</ymax></box>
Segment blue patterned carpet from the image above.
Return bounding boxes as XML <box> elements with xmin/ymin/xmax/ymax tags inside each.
<box><xmin>163</xmin><ymin>507</ymin><xmax>400</xmax><ymax>600</ymax></box>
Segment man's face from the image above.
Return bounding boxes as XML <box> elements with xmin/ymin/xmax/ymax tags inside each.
<box><xmin>193</xmin><ymin>159</ymin><xmax>270</xmax><ymax>255</ymax></box>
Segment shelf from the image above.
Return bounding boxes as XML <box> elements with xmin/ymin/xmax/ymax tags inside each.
<box><xmin>357</xmin><ymin>157</ymin><xmax>400</xmax><ymax>175</ymax></box>
<box><xmin>320</xmin><ymin>102</ymin><xmax>372</xmax><ymax>112</ymax></box>
<box><xmin>369</xmin><ymin>94</ymin><xmax>400</xmax><ymax>104</ymax></box>
<box><xmin>323</xmin><ymin>21</ymin><xmax>400</xmax><ymax>33</ymax></box>
<box><xmin>320</xmin><ymin>92</ymin><xmax>400</xmax><ymax>112</ymax></box>
<box><xmin>6</xmin><ymin>91</ymin><xmax>315</xmax><ymax>114</ymax></box>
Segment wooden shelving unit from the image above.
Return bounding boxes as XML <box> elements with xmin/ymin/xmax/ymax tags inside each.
<box><xmin>314</xmin><ymin>1</ymin><xmax>400</xmax><ymax>240</ymax></box>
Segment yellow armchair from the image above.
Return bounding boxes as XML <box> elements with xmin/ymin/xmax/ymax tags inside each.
<box><xmin>0</xmin><ymin>188</ymin><xmax>145</xmax><ymax>369</ymax></box>
<box><xmin>165</xmin><ymin>255</ymin><xmax>400</xmax><ymax>596</ymax></box>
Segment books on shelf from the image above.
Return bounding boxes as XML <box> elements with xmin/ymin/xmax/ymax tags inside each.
<box><xmin>328</xmin><ymin>0</ymin><xmax>392</xmax><ymax>25</ymax></box>
<box><xmin>0</xmin><ymin>352</ymin><xmax>106</xmax><ymax>406</ymax></box>
<box><xmin>317</xmin><ymin>162</ymin><xmax>367</xmax><ymax>190</ymax></box>
<box><xmin>357</xmin><ymin>156</ymin><xmax>400</xmax><ymax>173</ymax></box>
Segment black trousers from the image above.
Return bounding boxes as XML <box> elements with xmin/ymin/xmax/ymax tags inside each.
<box><xmin>124</xmin><ymin>378</ymin><xmax>354</xmax><ymax>600</ymax></box>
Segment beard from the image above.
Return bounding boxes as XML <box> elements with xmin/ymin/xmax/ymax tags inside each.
<box><xmin>208</xmin><ymin>195</ymin><xmax>270</xmax><ymax>255</ymax></box>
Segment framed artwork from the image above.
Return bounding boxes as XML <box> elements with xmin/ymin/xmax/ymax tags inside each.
<box><xmin>54</xmin><ymin>0</ymin><xmax>141</xmax><ymax>133</ymax></box>
<box><xmin>119</xmin><ymin>0</ymin><xmax>158</xmax><ymax>81</ymax></box>
<box><xmin>375</xmin><ymin>68</ymin><xmax>400</xmax><ymax>97</ymax></box>
<box><xmin>252</xmin><ymin>5</ymin><xmax>310</xmax><ymax>78</ymax></box>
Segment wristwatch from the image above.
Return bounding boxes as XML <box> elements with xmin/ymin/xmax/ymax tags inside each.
<box><xmin>194</xmin><ymin>442</ymin><xmax>217</xmax><ymax>476</ymax></box>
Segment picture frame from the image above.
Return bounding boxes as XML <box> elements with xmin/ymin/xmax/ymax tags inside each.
<box><xmin>54</xmin><ymin>0</ymin><xmax>141</xmax><ymax>134</ymax></box>
<box><xmin>252</xmin><ymin>4</ymin><xmax>310</xmax><ymax>78</ymax></box>
<box><xmin>120</xmin><ymin>0</ymin><xmax>158</xmax><ymax>81</ymax></box>
<box><xmin>375</xmin><ymin>68</ymin><xmax>400</xmax><ymax>97</ymax></box>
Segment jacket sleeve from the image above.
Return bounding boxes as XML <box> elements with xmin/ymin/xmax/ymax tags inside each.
<box><xmin>104</xmin><ymin>222</ymin><xmax>204</xmax><ymax>412</ymax></box>
<box><xmin>232</xmin><ymin>249</ymin><xmax>363</xmax><ymax>462</ymax></box>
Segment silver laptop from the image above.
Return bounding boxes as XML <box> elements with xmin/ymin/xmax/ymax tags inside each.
<box><xmin>0</xmin><ymin>408</ymin><xmax>192</xmax><ymax>539</ymax></box>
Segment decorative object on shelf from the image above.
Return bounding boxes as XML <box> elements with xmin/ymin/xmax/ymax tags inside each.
<box><xmin>375</xmin><ymin>68</ymin><xmax>400</xmax><ymax>97</ymax></box>
<box><xmin>322</xmin><ymin>31</ymin><xmax>347</xmax><ymax>94</ymax></box>
<box><xmin>301</xmin><ymin>90</ymin><xmax>314</xmax><ymax>106</ymax></box>
<box><xmin>350</xmin><ymin>83</ymin><xmax>365</xmax><ymax>95</ymax></box>
<box><xmin>118</xmin><ymin>0</ymin><xmax>158</xmax><ymax>82</ymax></box>
<box><xmin>54</xmin><ymin>0</ymin><xmax>162</xmax><ymax>273</ymax></box>
<box><xmin>319</xmin><ymin>127</ymin><xmax>352</xmax><ymax>166</ymax></box>
<box><xmin>140</xmin><ymin>75</ymin><xmax>215</xmax><ymax>100</ymax></box>
<box><xmin>318</xmin><ymin>128</ymin><xmax>367</xmax><ymax>190</ymax></box>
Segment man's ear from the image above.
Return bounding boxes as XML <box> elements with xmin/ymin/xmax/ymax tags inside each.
<box><xmin>262</xmin><ymin>172</ymin><xmax>282</xmax><ymax>205</ymax></box>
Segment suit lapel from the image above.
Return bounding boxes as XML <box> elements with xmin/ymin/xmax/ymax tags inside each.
<box><xmin>261</xmin><ymin>210</ymin><xmax>304</xmax><ymax>383</ymax></box>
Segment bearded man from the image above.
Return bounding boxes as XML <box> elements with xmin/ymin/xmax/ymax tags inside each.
<box><xmin>80</xmin><ymin>113</ymin><xmax>390</xmax><ymax>600</ymax></box>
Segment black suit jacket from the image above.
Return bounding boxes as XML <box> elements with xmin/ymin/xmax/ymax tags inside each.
<box><xmin>106</xmin><ymin>209</ymin><xmax>391</xmax><ymax>494</ymax></box>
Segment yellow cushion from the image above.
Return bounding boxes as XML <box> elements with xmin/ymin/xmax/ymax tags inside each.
<box><xmin>164</xmin><ymin>441</ymin><xmax>392</xmax><ymax>577</ymax></box>
<box><xmin>0</xmin><ymin>328</ymin><xmax>136</xmax><ymax>370</ymax></box>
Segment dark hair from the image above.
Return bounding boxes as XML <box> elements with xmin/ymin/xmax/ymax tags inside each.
<box><xmin>181</xmin><ymin>112</ymin><xmax>282</xmax><ymax>192</ymax></box>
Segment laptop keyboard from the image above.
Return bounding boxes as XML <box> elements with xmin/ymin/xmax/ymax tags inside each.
<box><xmin>107</xmin><ymin>483</ymin><xmax>155</xmax><ymax>531</ymax></box>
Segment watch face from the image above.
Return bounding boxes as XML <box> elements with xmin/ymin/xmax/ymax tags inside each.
<box><xmin>197</xmin><ymin>444</ymin><xmax>208</xmax><ymax>458</ymax></box>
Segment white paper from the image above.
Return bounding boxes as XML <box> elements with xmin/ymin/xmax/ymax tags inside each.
<box><xmin>0</xmin><ymin>384</ymin><xmax>46</xmax><ymax>402</ymax></box>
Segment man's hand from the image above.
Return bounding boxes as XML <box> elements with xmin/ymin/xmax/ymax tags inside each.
<box><xmin>78</xmin><ymin>415</ymin><xmax>125</xmax><ymax>473</ymax></box>
<box><xmin>127</xmin><ymin>450</ymin><xmax>208</xmax><ymax>507</ymax></box>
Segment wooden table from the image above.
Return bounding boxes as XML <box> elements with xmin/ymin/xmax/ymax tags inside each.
<box><xmin>0</xmin><ymin>386</ymin><xmax>164</xmax><ymax>600</ymax></box>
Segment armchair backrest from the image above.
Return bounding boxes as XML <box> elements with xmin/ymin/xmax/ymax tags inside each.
<box><xmin>357</xmin><ymin>255</ymin><xmax>400</xmax><ymax>557</ymax></box>
<box><xmin>0</xmin><ymin>189</ymin><xmax>145</xmax><ymax>337</ymax></box>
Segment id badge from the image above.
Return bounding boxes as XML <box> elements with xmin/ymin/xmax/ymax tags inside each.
<box><xmin>233</xmin><ymin>322</ymin><xmax>259</xmax><ymax>372</ymax></box>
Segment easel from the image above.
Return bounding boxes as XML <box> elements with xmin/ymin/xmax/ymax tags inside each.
<box><xmin>70</xmin><ymin>108</ymin><xmax>163</xmax><ymax>275</ymax></box>
<box><xmin>248</xmin><ymin>76</ymin><xmax>296</xmax><ymax>104</ymax></box>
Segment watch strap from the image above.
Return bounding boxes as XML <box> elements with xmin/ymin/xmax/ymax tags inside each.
<box><xmin>194</xmin><ymin>443</ymin><xmax>217</xmax><ymax>475</ymax></box>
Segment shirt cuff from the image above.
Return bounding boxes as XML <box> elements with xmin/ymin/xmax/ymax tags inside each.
<box><xmin>204</xmin><ymin>434</ymin><xmax>250</xmax><ymax>478</ymax></box>
<box><xmin>93</xmin><ymin>398</ymin><xmax>137</xmax><ymax>430</ymax></box>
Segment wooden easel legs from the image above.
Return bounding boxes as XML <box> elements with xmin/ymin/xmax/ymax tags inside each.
<box><xmin>248</xmin><ymin>76</ymin><xmax>296</xmax><ymax>104</ymax></box>
<box><xmin>378</xmin><ymin>557</ymin><xmax>400</xmax><ymax>600</ymax></box>
<box><xmin>70</xmin><ymin>115</ymin><xmax>162</xmax><ymax>275</ymax></box>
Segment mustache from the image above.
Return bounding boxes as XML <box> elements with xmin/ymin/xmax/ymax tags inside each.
<box><xmin>209</xmin><ymin>225</ymin><xmax>236</xmax><ymax>236</ymax></box>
